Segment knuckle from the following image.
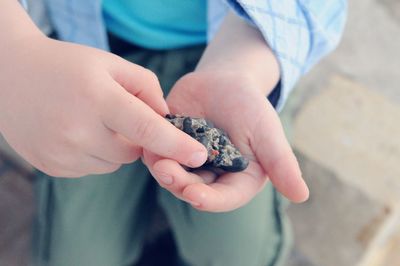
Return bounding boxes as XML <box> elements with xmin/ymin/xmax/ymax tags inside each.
<box><xmin>63</xmin><ymin>125</ymin><xmax>90</xmax><ymax>146</ymax></box>
<box><xmin>73</xmin><ymin>68</ymin><xmax>100</xmax><ymax>93</ymax></box>
<box><xmin>144</xmin><ymin>69</ymin><xmax>158</xmax><ymax>83</ymax></box>
<box><xmin>143</xmin><ymin>69</ymin><xmax>161</xmax><ymax>89</ymax></box>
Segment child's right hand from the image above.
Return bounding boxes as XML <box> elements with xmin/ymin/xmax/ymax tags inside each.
<box><xmin>0</xmin><ymin>36</ymin><xmax>207</xmax><ymax>177</ymax></box>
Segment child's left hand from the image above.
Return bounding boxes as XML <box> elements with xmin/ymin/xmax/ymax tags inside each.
<box><xmin>143</xmin><ymin>70</ymin><xmax>309</xmax><ymax>212</ymax></box>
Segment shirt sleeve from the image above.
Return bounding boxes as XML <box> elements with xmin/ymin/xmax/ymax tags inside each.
<box><xmin>19</xmin><ymin>0</ymin><xmax>28</xmax><ymax>9</ymax></box>
<box><xmin>209</xmin><ymin>0</ymin><xmax>348</xmax><ymax>111</ymax></box>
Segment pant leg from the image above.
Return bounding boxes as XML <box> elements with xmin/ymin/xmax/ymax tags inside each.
<box><xmin>157</xmin><ymin>183</ymin><xmax>292</xmax><ymax>266</ymax></box>
<box><xmin>32</xmin><ymin>161</ymin><xmax>156</xmax><ymax>266</ymax></box>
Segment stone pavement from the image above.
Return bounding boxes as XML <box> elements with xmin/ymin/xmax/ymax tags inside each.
<box><xmin>1</xmin><ymin>0</ymin><xmax>400</xmax><ymax>265</ymax></box>
<box><xmin>285</xmin><ymin>76</ymin><xmax>400</xmax><ymax>265</ymax></box>
<box><xmin>284</xmin><ymin>0</ymin><xmax>400</xmax><ymax>265</ymax></box>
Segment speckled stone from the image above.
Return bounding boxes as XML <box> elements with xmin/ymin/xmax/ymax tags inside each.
<box><xmin>166</xmin><ymin>114</ymin><xmax>249</xmax><ymax>172</ymax></box>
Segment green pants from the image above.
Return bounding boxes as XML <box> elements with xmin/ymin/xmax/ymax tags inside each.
<box><xmin>33</xmin><ymin>43</ymin><xmax>292</xmax><ymax>266</ymax></box>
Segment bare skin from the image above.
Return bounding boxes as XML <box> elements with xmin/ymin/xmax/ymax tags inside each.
<box><xmin>0</xmin><ymin>1</ymin><xmax>207</xmax><ymax>177</ymax></box>
<box><xmin>1</xmin><ymin>1</ymin><xmax>308</xmax><ymax>211</ymax></box>
<box><xmin>144</xmin><ymin>12</ymin><xmax>309</xmax><ymax>212</ymax></box>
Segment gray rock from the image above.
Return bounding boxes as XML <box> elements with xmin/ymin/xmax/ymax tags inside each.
<box><xmin>165</xmin><ymin>114</ymin><xmax>249</xmax><ymax>172</ymax></box>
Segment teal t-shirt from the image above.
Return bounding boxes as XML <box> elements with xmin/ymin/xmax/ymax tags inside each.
<box><xmin>102</xmin><ymin>0</ymin><xmax>207</xmax><ymax>50</ymax></box>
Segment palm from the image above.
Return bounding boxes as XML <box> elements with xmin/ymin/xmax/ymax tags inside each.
<box><xmin>145</xmin><ymin>72</ymin><xmax>308</xmax><ymax>212</ymax></box>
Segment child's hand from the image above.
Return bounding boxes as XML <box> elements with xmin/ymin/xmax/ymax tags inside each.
<box><xmin>0</xmin><ymin>37</ymin><xmax>207</xmax><ymax>177</ymax></box>
<box><xmin>143</xmin><ymin>71</ymin><xmax>309</xmax><ymax>212</ymax></box>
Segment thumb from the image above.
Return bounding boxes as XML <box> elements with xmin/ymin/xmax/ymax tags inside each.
<box><xmin>108</xmin><ymin>54</ymin><xmax>169</xmax><ymax>115</ymax></box>
<box><xmin>101</xmin><ymin>81</ymin><xmax>208</xmax><ymax>168</ymax></box>
<box><xmin>254</xmin><ymin>103</ymin><xmax>309</xmax><ymax>203</ymax></box>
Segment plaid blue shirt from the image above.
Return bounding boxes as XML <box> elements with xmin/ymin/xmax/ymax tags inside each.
<box><xmin>39</xmin><ymin>0</ymin><xmax>347</xmax><ymax>111</ymax></box>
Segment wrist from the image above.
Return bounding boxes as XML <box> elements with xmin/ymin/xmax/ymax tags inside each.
<box><xmin>196</xmin><ymin>12</ymin><xmax>280</xmax><ymax>96</ymax></box>
<box><xmin>196</xmin><ymin>53</ymin><xmax>280</xmax><ymax>96</ymax></box>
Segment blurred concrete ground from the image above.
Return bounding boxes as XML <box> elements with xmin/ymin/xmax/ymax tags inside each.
<box><xmin>284</xmin><ymin>0</ymin><xmax>400</xmax><ymax>265</ymax></box>
<box><xmin>1</xmin><ymin>0</ymin><xmax>400</xmax><ymax>265</ymax></box>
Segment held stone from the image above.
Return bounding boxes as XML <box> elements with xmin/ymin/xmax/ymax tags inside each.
<box><xmin>165</xmin><ymin>114</ymin><xmax>249</xmax><ymax>172</ymax></box>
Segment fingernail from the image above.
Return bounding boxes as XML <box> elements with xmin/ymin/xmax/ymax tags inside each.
<box><xmin>158</xmin><ymin>173</ymin><xmax>173</xmax><ymax>185</ymax></box>
<box><xmin>188</xmin><ymin>151</ymin><xmax>207</xmax><ymax>167</ymax></box>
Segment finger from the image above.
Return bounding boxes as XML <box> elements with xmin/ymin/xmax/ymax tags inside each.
<box><xmin>101</xmin><ymin>85</ymin><xmax>208</xmax><ymax>168</ymax></box>
<box><xmin>83</xmin><ymin>125</ymin><xmax>142</xmax><ymax>164</ymax></box>
<box><xmin>147</xmin><ymin>157</ymin><xmax>266</xmax><ymax>212</ymax></box>
<box><xmin>191</xmin><ymin>169</ymin><xmax>218</xmax><ymax>184</ymax></box>
<box><xmin>181</xmin><ymin>161</ymin><xmax>267</xmax><ymax>212</ymax></box>
<box><xmin>143</xmin><ymin>155</ymin><xmax>205</xmax><ymax>202</ymax></box>
<box><xmin>107</xmin><ymin>55</ymin><xmax>169</xmax><ymax>115</ymax></box>
<box><xmin>253</xmin><ymin>102</ymin><xmax>309</xmax><ymax>203</ymax></box>
<box><xmin>143</xmin><ymin>150</ymin><xmax>215</xmax><ymax>205</ymax></box>
<box><xmin>151</xmin><ymin>159</ymin><xmax>204</xmax><ymax>189</ymax></box>
<box><xmin>143</xmin><ymin>150</ymin><xmax>217</xmax><ymax>184</ymax></box>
